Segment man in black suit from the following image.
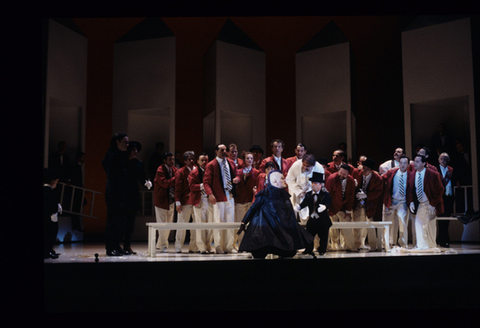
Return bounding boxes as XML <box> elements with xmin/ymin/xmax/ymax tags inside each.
<box><xmin>295</xmin><ymin>172</ymin><xmax>332</xmax><ymax>255</ymax></box>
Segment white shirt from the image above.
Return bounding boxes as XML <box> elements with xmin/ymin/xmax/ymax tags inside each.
<box><xmin>273</xmin><ymin>155</ymin><xmax>282</xmax><ymax>171</ymax></box>
<box><xmin>439</xmin><ymin>165</ymin><xmax>453</xmax><ymax>196</ymax></box>
<box><xmin>216</xmin><ymin>157</ymin><xmax>233</xmax><ymax>201</ymax></box>
<box><xmin>415</xmin><ymin>169</ymin><xmax>429</xmax><ymax>203</ymax></box>
<box><xmin>392</xmin><ymin>170</ymin><xmax>407</xmax><ymax>201</ymax></box>
<box><xmin>360</xmin><ymin>172</ymin><xmax>372</xmax><ymax>191</ymax></box>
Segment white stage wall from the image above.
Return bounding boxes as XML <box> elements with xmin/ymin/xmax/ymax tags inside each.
<box><xmin>113</xmin><ymin>37</ymin><xmax>176</xmax><ymax>165</ymax></box>
<box><xmin>203</xmin><ymin>40</ymin><xmax>266</xmax><ymax>157</ymax></box>
<box><xmin>402</xmin><ymin>17</ymin><xmax>478</xmax><ymax>241</ymax></box>
<box><xmin>296</xmin><ymin>41</ymin><xmax>354</xmax><ymax>162</ymax></box>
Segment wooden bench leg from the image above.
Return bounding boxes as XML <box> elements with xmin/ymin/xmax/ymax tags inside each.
<box><xmin>148</xmin><ymin>226</ymin><xmax>156</xmax><ymax>258</ymax></box>
<box><xmin>384</xmin><ymin>226</ymin><xmax>390</xmax><ymax>252</ymax></box>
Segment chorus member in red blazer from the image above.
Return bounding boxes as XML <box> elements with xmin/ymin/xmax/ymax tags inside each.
<box><xmin>327</xmin><ymin>149</ymin><xmax>354</xmax><ymax>175</ymax></box>
<box><xmin>284</xmin><ymin>143</ymin><xmax>307</xmax><ymax>173</ymax></box>
<box><xmin>234</xmin><ymin>152</ymin><xmax>259</xmax><ymax>249</ymax></box>
<box><xmin>252</xmin><ymin>161</ymin><xmax>276</xmax><ymax>203</ymax></box>
<box><xmin>382</xmin><ymin>156</ymin><xmax>411</xmax><ymax>248</ymax></box>
<box><xmin>154</xmin><ymin>152</ymin><xmax>177</xmax><ymax>252</ymax></box>
<box><xmin>407</xmin><ymin>155</ymin><xmax>444</xmax><ymax>249</ymax></box>
<box><xmin>352</xmin><ymin>158</ymin><xmax>384</xmax><ymax>250</ymax></box>
<box><xmin>325</xmin><ymin>164</ymin><xmax>357</xmax><ymax>251</ymax></box>
<box><xmin>188</xmin><ymin>153</ymin><xmax>213</xmax><ymax>254</ymax></box>
<box><xmin>174</xmin><ymin>151</ymin><xmax>197</xmax><ymax>253</ymax></box>
<box><xmin>408</xmin><ymin>147</ymin><xmax>438</xmax><ymax>173</ymax></box>
<box><xmin>436</xmin><ymin>152</ymin><xmax>458</xmax><ymax>247</ymax></box>
<box><xmin>250</xmin><ymin>145</ymin><xmax>264</xmax><ymax>170</ymax></box>
<box><xmin>259</xmin><ymin>139</ymin><xmax>289</xmax><ymax>176</ymax></box>
<box><xmin>203</xmin><ymin>143</ymin><xmax>239</xmax><ymax>254</ymax></box>
<box><xmin>228</xmin><ymin>143</ymin><xmax>244</xmax><ymax>169</ymax></box>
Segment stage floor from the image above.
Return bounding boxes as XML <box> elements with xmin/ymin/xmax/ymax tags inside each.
<box><xmin>44</xmin><ymin>241</ymin><xmax>480</xmax><ymax>263</ymax></box>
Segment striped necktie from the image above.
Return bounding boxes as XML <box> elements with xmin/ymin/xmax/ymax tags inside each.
<box><xmin>416</xmin><ymin>173</ymin><xmax>423</xmax><ymax>202</ymax></box>
<box><xmin>223</xmin><ymin>160</ymin><xmax>232</xmax><ymax>191</ymax></box>
<box><xmin>399</xmin><ymin>173</ymin><xmax>405</xmax><ymax>197</ymax></box>
<box><xmin>341</xmin><ymin>179</ymin><xmax>346</xmax><ymax>199</ymax></box>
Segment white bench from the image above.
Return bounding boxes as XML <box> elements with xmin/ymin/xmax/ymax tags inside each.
<box><xmin>146</xmin><ymin>222</ymin><xmax>239</xmax><ymax>257</ymax></box>
<box><xmin>146</xmin><ymin>221</ymin><xmax>392</xmax><ymax>257</ymax></box>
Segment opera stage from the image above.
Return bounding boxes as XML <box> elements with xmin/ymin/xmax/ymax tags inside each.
<box><xmin>44</xmin><ymin>242</ymin><xmax>480</xmax><ymax>318</ymax></box>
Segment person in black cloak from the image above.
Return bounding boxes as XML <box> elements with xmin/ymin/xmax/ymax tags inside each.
<box><xmin>237</xmin><ymin>170</ymin><xmax>314</xmax><ymax>258</ymax></box>
<box><xmin>102</xmin><ymin>132</ymin><xmax>130</xmax><ymax>256</ymax></box>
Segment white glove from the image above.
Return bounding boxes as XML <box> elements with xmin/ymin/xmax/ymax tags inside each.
<box><xmin>51</xmin><ymin>213</ymin><xmax>58</xmax><ymax>222</ymax></box>
<box><xmin>318</xmin><ymin>204</ymin><xmax>326</xmax><ymax>213</ymax></box>
<box><xmin>356</xmin><ymin>191</ymin><xmax>367</xmax><ymax>200</ymax></box>
<box><xmin>57</xmin><ymin>204</ymin><xmax>62</xmax><ymax>215</ymax></box>
<box><xmin>409</xmin><ymin>202</ymin><xmax>415</xmax><ymax>213</ymax></box>
<box><xmin>294</xmin><ymin>204</ymin><xmax>301</xmax><ymax>212</ymax></box>
<box><xmin>144</xmin><ymin>180</ymin><xmax>152</xmax><ymax>190</ymax></box>
<box><xmin>428</xmin><ymin>205</ymin><xmax>436</xmax><ymax>216</ymax></box>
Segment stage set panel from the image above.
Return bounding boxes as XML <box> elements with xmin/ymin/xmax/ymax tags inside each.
<box><xmin>295</xmin><ymin>21</ymin><xmax>356</xmax><ymax>163</ymax></box>
<box><xmin>113</xmin><ymin>18</ymin><xmax>176</xmax><ymax>165</ymax></box>
<box><xmin>203</xmin><ymin>20</ymin><xmax>266</xmax><ymax>158</ymax></box>
<box><xmin>402</xmin><ymin>16</ymin><xmax>479</xmax><ymax>242</ymax></box>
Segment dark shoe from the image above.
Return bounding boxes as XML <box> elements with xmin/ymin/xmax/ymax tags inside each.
<box><xmin>123</xmin><ymin>247</ymin><xmax>136</xmax><ymax>255</ymax></box>
<box><xmin>50</xmin><ymin>249</ymin><xmax>61</xmax><ymax>255</ymax></box>
<box><xmin>44</xmin><ymin>252</ymin><xmax>59</xmax><ymax>259</ymax></box>
<box><xmin>106</xmin><ymin>249</ymin><xmax>123</xmax><ymax>256</ymax></box>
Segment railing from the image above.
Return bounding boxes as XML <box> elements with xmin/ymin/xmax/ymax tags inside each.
<box><xmin>140</xmin><ymin>190</ymin><xmax>155</xmax><ymax>216</ymax></box>
<box><xmin>453</xmin><ymin>185</ymin><xmax>473</xmax><ymax>215</ymax></box>
<box><xmin>58</xmin><ymin>182</ymin><xmax>102</xmax><ymax>219</ymax></box>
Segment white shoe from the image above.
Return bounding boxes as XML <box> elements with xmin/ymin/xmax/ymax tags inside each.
<box><xmin>215</xmin><ymin>247</ymin><xmax>225</xmax><ymax>254</ymax></box>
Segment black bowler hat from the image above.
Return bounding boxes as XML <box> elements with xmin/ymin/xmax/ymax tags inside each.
<box><xmin>250</xmin><ymin>145</ymin><xmax>264</xmax><ymax>155</ymax></box>
<box><xmin>309</xmin><ymin>172</ymin><xmax>325</xmax><ymax>183</ymax></box>
<box><xmin>128</xmin><ymin>141</ymin><xmax>142</xmax><ymax>152</ymax></box>
<box><xmin>362</xmin><ymin>158</ymin><xmax>375</xmax><ymax>170</ymax></box>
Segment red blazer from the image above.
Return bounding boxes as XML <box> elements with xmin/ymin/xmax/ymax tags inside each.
<box><xmin>326</xmin><ymin>162</ymin><xmax>354</xmax><ymax>175</ymax></box>
<box><xmin>252</xmin><ymin>172</ymin><xmax>268</xmax><ymax>203</ymax></box>
<box><xmin>235</xmin><ymin>168</ymin><xmax>259</xmax><ymax>204</ymax></box>
<box><xmin>154</xmin><ymin>164</ymin><xmax>177</xmax><ymax>210</ymax></box>
<box><xmin>232</xmin><ymin>158</ymin><xmax>244</xmax><ymax>170</ymax></box>
<box><xmin>352</xmin><ymin>169</ymin><xmax>383</xmax><ymax>218</ymax></box>
<box><xmin>259</xmin><ymin>155</ymin><xmax>289</xmax><ymax>176</ymax></box>
<box><xmin>175</xmin><ymin>165</ymin><xmax>194</xmax><ymax>205</ymax></box>
<box><xmin>382</xmin><ymin>167</ymin><xmax>411</xmax><ymax>208</ymax></box>
<box><xmin>325</xmin><ymin>172</ymin><xmax>356</xmax><ymax>216</ymax></box>
<box><xmin>188</xmin><ymin>167</ymin><xmax>204</xmax><ymax>207</ymax></box>
<box><xmin>284</xmin><ymin>156</ymin><xmax>299</xmax><ymax>173</ymax></box>
<box><xmin>407</xmin><ymin>168</ymin><xmax>444</xmax><ymax>215</ymax></box>
<box><xmin>203</xmin><ymin>158</ymin><xmax>237</xmax><ymax>202</ymax></box>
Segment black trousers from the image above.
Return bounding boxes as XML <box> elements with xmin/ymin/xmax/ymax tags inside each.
<box><xmin>105</xmin><ymin>201</ymin><xmax>127</xmax><ymax>251</ymax></box>
<box><xmin>304</xmin><ymin>218</ymin><xmax>330</xmax><ymax>254</ymax></box>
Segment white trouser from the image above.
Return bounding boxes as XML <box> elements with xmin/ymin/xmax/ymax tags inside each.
<box><xmin>155</xmin><ymin>204</ymin><xmax>175</xmax><ymax>250</ymax></box>
<box><xmin>194</xmin><ymin>196</ymin><xmax>214</xmax><ymax>252</ymax></box>
<box><xmin>212</xmin><ymin>197</ymin><xmax>235</xmax><ymax>253</ymax></box>
<box><xmin>383</xmin><ymin>200</ymin><xmax>409</xmax><ymax>247</ymax></box>
<box><xmin>175</xmin><ymin>204</ymin><xmax>197</xmax><ymax>252</ymax></box>
<box><xmin>414</xmin><ymin>202</ymin><xmax>437</xmax><ymax>249</ymax></box>
<box><xmin>329</xmin><ymin>211</ymin><xmax>356</xmax><ymax>251</ymax></box>
<box><xmin>353</xmin><ymin>207</ymin><xmax>378</xmax><ymax>249</ymax></box>
<box><xmin>234</xmin><ymin>202</ymin><xmax>251</xmax><ymax>249</ymax></box>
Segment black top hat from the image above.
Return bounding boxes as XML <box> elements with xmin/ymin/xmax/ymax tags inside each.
<box><xmin>249</xmin><ymin>145</ymin><xmax>264</xmax><ymax>155</ymax></box>
<box><xmin>317</xmin><ymin>157</ymin><xmax>329</xmax><ymax>166</ymax></box>
<box><xmin>128</xmin><ymin>141</ymin><xmax>142</xmax><ymax>152</ymax></box>
<box><xmin>309</xmin><ymin>172</ymin><xmax>325</xmax><ymax>183</ymax></box>
<box><xmin>362</xmin><ymin>158</ymin><xmax>375</xmax><ymax>170</ymax></box>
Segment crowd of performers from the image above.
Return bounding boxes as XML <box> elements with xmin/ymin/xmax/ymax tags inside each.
<box><xmin>44</xmin><ymin>132</ymin><xmax>461</xmax><ymax>259</ymax></box>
